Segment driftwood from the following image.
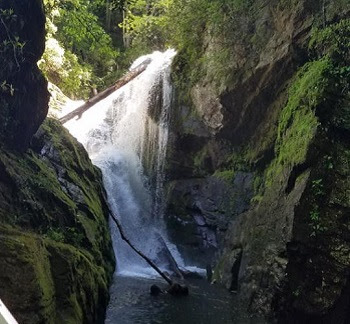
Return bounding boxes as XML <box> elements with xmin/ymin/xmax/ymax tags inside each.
<box><xmin>109</xmin><ymin>211</ymin><xmax>174</xmax><ymax>286</ymax></box>
<box><xmin>59</xmin><ymin>58</ymin><xmax>152</xmax><ymax>124</ymax></box>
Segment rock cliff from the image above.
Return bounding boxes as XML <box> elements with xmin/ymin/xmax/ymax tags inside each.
<box><xmin>0</xmin><ymin>1</ymin><xmax>115</xmax><ymax>322</ymax></box>
<box><xmin>165</xmin><ymin>0</ymin><xmax>350</xmax><ymax>321</ymax></box>
<box><xmin>0</xmin><ymin>119</ymin><xmax>115</xmax><ymax>323</ymax></box>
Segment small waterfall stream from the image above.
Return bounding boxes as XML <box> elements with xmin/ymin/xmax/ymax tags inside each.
<box><xmin>64</xmin><ymin>49</ymin><xmax>191</xmax><ymax>278</ymax></box>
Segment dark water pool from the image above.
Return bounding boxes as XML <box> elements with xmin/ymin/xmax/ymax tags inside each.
<box><xmin>105</xmin><ymin>275</ymin><xmax>266</xmax><ymax>324</ymax></box>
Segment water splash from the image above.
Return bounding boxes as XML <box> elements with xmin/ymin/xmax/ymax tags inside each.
<box><xmin>64</xmin><ymin>49</ymin><xmax>188</xmax><ymax>277</ymax></box>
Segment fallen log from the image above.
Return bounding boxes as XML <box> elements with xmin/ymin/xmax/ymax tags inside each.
<box><xmin>109</xmin><ymin>211</ymin><xmax>174</xmax><ymax>286</ymax></box>
<box><xmin>59</xmin><ymin>58</ymin><xmax>152</xmax><ymax>124</ymax></box>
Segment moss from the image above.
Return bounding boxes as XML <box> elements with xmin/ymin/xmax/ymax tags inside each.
<box><xmin>250</xmin><ymin>173</ymin><xmax>265</xmax><ymax>204</ymax></box>
<box><xmin>0</xmin><ymin>226</ymin><xmax>56</xmax><ymax>323</ymax></box>
<box><xmin>277</xmin><ymin>60</ymin><xmax>328</xmax><ymax>162</ymax></box>
<box><xmin>263</xmin><ymin>59</ymin><xmax>331</xmax><ymax>187</ymax></box>
<box><xmin>45</xmin><ymin>240</ymin><xmax>110</xmax><ymax>324</ymax></box>
<box><xmin>193</xmin><ymin>146</ymin><xmax>210</xmax><ymax>176</ymax></box>
<box><xmin>45</xmin><ymin>227</ymin><xmax>66</xmax><ymax>242</ymax></box>
<box><xmin>213</xmin><ymin>170</ymin><xmax>235</xmax><ymax>184</ymax></box>
<box><xmin>261</xmin><ymin>19</ymin><xmax>350</xmax><ymax>191</ymax></box>
<box><xmin>170</xmin><ymin>0</ymin><xmax>256</xmax><ymax>99</ymax></box>
<box><xmin>0</xmin><ymin>118</ymin><xmax>115</xmax><ymax>323</ymax></box>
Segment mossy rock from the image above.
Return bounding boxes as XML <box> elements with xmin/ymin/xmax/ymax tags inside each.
<box><xmin>0</xmin><ymin>119</ymin><xmax>115</xmax><ymax>323</ymax></box>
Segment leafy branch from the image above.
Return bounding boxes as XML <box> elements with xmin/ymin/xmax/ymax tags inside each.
<box><xmin>0</xmin><ymin>9</ymin><xmax>26</xmax><ymax>70</ymax></box>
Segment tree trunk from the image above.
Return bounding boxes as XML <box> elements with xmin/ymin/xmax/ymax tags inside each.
<box><xmin>109</xmin><ymin>211</ymin><xmax>173</xmax><ymax>286</ymax></box>
<box><xmin>59</xmin><ymin>59</ymin><xmax>151</xmax><ymax>124</ymax></box>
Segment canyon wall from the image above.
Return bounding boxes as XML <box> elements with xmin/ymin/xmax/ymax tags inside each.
<box><xmin>165</xmin><ymin>0</ymin><xmax>350</xmax><ymax>321</ymax></box>
<box><xmin>0</xmin><ymin>1</ymin><xmax>115</xmax><ymax>322</ymax></box>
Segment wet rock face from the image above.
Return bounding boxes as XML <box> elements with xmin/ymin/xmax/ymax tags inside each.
<box><xmin>165</xmin><ymin>173</ymin><xmax>253</xmax><ymax>266</ymax></box>
<box><xmin>0</xmin><ymin>0</ymin><xmax>49</xmax><ymax>151</ymax></box>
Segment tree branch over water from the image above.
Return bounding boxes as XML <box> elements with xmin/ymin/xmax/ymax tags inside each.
<box><xmin>109</xmin><ymin>211</ymin><xmax>174</xmax><ymax>286</ymax></box>
<box><xmin>59</xmin><ymin>59</ymin><xmax>151</xmax><ymax>124</ymax></box>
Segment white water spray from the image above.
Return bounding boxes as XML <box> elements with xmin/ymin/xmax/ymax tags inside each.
<box><xmin>64</xmin><ymin>49</ymin><xmax>195</xmax><ymax>278</ymax></box>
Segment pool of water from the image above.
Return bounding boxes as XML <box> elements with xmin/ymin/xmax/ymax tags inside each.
<box><xmin>105</xmin><ymin>275</ymin><xmax>266</xmax><ymax>324</ymax></box>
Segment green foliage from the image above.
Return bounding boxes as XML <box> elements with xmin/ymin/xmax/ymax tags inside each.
<box><xmin>251</xmin><ymin>18</ymin><xmax>350</xmax><ymax>212</ymax></box>
<box><xmin>39</xmin><ymin>36</ymin><xmax>92</xmax><ymax>98</ymax></box>
<box><xmin>45</xmin><ymin>226</ymin><xmax>84</xmax><ymax>245</ymax></box>
<box><xmin>117</xmin><ymin>0</ymin><xmax>254</xmax><ymax>93</ymax></box>
<box><xmin>46</xmin><ymin>227</ymin><xmax>65</xmax><ymax>242</ymax></box>
<box><xmin>309</xmin><ymin>179</ymin><xmax>327</xmax><ymax>237</ymax></box>
<box><xmin>226</xmin><ymin>151</ymin><xmax>251</xmax><ymax>172</ymax></box>
<box><xmin>251</xmin><ymin>173</ymin><xmax>264</xmax><ymax>204</ymax></box>
<box><xmin>40</xmin><ymin>0</ymin><xmax>256</xmax><ymax>97</ymax></box>
<box><xmin>309</xmin><ymin>19</ymin><xmax>350</xmax><ymax>127</ymax></box>
<box><xmin>40</xmin><ymin>0</ymin><xmax>120</xmax><ymax>98</ymax></box>
<box><xmin>311</xmin><ymin>178</ymin><xmax>324</xmax><ymax>196</ymax></box>
<box><xmin>120</xmin><ymin>0</ymin><xmax>171</xmax><ymax>50</ymax></box>
<box><xmin>193</xmin><ymin>146</ymin><xmax>210</xmax><ymax>176</ymax></box>
<box><xmin>57</xmin><ymin>0</ymin><xmax>119</xmax><ymax>71</ymax></box>
<box><xmin>309</xmin><ymin>19</ymin><xmax>350</xmax><ymax>63</ymax></box>
<box><xmin>0</xmin><ymin>8</ymin><xmax>26</xmax><ymax>96</ymax></box>
<box><xmin>168</xmin><ymin>0</ymin><xmax>244</xmax><ymax>91</ymax></box>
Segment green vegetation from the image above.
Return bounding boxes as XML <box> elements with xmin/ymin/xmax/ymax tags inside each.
<box><xmin>309</xmin><ymin>179</ymin><xmax>327</xmax><ymax>237</ymax></box>
<box><xmin>265</xmin><ymin>59</ymin><xmax>339</xmax><ymax>187</ymax></box>
<box><xmin>0</xmin><ymin>225</ymin><xmax>111</xmax><ymax>323</ymax></box>
<box><xmin>45</xmin><ymin>226</ymin><xmax>85</xmax><ymax>245</ymax></box>
<box><xmin>193</xmin><ymin>146</ymin><xmax>210</xmax><ymax>176</ymax></box>
<box><xmin>244</xmin><ymin>18</ymin><xmax>350</xmax><ymax>196</ymax></box>
<box><xmin>112</xmin><ymin>0</ymin><xmax>255</xmax><ymax>95</ymax></box>
<box><xmin>0</xmin><ymin>8</ymin><xmax>26</xmax><ymax>96</ymax></box>
<box><xmin>37</xmin><ymin>0</ymin><xmax>257</xmax><ymax>98</ymax></box>
<box><xmin>213</xmin><ymin>170</ymin><xmax>235</xmax><ymax>184</ymax></box>
<box><xmin>40</xmin><ymin>0</ymin><xmax>120</xmax><ymax>98</ymax></box>
<box><xmin>0</xmin><ymin>8</ymin><xmax>28</xmax><ymax>139</ymax></box>
<box><xmin>273</xmin><ymin>60</ymin><xmax>326</xmax><ymax>167</ymax></box>
<box><xmin>0</xmin><ymin>119</ymin><xmax>115</xmax><ymax>322</ymax></box>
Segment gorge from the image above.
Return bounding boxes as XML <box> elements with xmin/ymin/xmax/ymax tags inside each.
<box><xmin>0</xmin><ymin>0</ymin><xmax>350</xmax><ymax>323</ymax></box>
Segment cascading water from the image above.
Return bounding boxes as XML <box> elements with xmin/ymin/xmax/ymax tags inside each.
<box><xmin>62</xmin><ymin>50</ymin><xmax>257</xmax><ymax>324</ymax></box>
<box><xmin>64</xmin><ymin>49</ymin><xmax>188</xmax><ymax>278</ymax></box>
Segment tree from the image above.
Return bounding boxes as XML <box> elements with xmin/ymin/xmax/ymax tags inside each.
<box><xmin>40</xmin><ymin>0</ymin><xmax>120</xmax><ymax>98</ymax></box>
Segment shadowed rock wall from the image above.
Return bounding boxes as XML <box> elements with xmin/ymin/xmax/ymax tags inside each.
<box><xmin>0</xmin><ymin>0</ymin><xmax>49</xmax><ymax>150</ymax></box>
<box><xmin>165</xmin><ymin>0</ymin><xmax>350</xmax><ymax>321</ymax></box>
<box><xmin>0</xmin><ymin>1</ymin><xmax>115</xmax><ymax>322</ymax></box>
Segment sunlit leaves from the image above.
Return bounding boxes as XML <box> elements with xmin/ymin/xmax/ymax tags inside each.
<box><xmin>41</xmin><ymin>0</ymin><xmax>120</xmax><ymax>98</ymax></box>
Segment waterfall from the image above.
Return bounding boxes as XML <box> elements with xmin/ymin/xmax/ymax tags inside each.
<box><xmin>64</xmin><ymin>49</ymin><xmax>187</xmax><ymax>277</ymax></box>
